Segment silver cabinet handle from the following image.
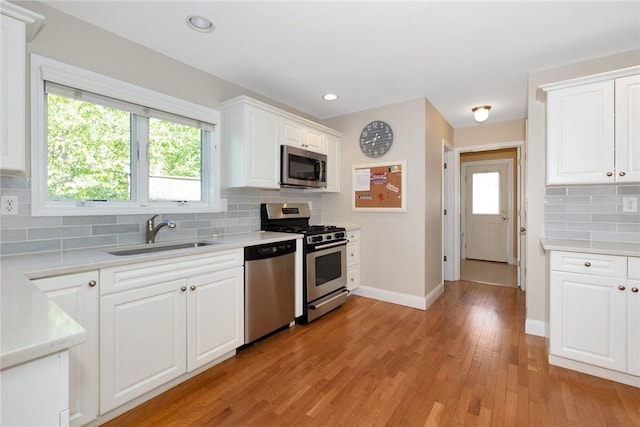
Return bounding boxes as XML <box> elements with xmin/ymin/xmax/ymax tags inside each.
<box><xmin>88</xmin><ymin>280</ymin><xmax>97</xmax><ymax>287</ymax></box>
<box><xmin>618</xmin><ymin>285</ymin><xmax>626</xmax><ymax>291</ymax></box>
<box><xmin>606</xmin><ymin>172</ymin><xmax>613</xmax><ymax>177</ymax></box>
<box><xmin>632</xmin><ymin>287</ymin><xmax>639</xmax><ymax>293</ymax></box>
<box><xmin>584</xmin><ymin>262</ymin><xmax>591</xmax><ymax>267</ymax></box>
<box><xmin>619</xmin><ymin>171</ymin><xmax>626</xmax><ymax>177</ymax></box>
<box><xmin>180</xmin><ymin>286</ymin><xmax>187</xmax><ymax>292</ymax></box>
<box><xmin>190</xmin><ymin>285</ymin><xmax>196</xmax><ymax>291</ymax></box>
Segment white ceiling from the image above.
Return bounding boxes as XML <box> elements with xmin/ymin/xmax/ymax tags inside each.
<box><xmin>39</xmin><ymin>1</ymin><xmax>640</xmax><ymax>128</ymax></box>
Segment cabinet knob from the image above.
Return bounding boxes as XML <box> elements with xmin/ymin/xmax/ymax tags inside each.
<box><xmin>88</xmin><ymin>280</ymin><xmax>97</xmax><ymax>287</ymax></box>
<box><xmin>190</xmin><ymin>285</ymin><xmax>196</xmax><ymax>291</ymax></box>
<box><xmin>584</xmin><ymin>262</ymin><xmax>591</xmax><ymax>267</ymax></box>
<box><xmin>632</xmin><ymin>287</ymin><xmax>639</xmax><ymax>293</ymax></box>
<box><xmin>606</xmin><ymin>172</ymin><xmax>613</xmax><ymax>177</ymax></box>
<box><xmin>618</xmin><ymin>285</ymin><xmax>626</xmax><ymax>291</ymax></box>
<box><xmin>180</xmin><ymin>286</ymin><xmax>187</xmax><ymax>292</ymax></box>
<box><xmin>619</xmin><ymin>171</ymin><xmax>626</xmax><ymax>177</ymax></box>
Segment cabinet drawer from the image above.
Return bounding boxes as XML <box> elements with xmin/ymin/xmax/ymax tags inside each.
<box><xmin>629</xmin><ymin>257</ymin><xmax>640</xmax><ymax>280</ymax></box>
<box><xmin>550</xmin><ymin>251</ymin><xmax>626</xmax><ymax>278</ymax></box>
<box><xmin>347</xmin><ymin>242</ymin><xmax>359</xmax><ymax>268</ymax></box>
<box><xmin>347</xmin><ymin>266</ymin><xmax>359</xmax><ymax>290</ymax></box>
<box><xmin>347</xmin><ymin>230</ymin><xmax>359</xmax><ymax>242</ymax></box>
<box><xmin>100</xmin><ymin>249</ymin><xmax>243</xmax><ymax>295</ymax></box>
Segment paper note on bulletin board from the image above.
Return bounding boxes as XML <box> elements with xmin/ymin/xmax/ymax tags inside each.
<box><xmin>352</xmin><ymin>161</ymin><xmax>406</xmax><ymax>212</ymax></box>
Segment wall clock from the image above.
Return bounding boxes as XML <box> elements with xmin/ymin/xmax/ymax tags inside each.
<box><xmin>359</xmin><ymin>120</ymin><xmax>393</xmax><ymax>158</ymax></box>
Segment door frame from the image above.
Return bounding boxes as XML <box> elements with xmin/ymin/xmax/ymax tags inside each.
<box><xmin>442</xmin><ymin>139</ymin><xmax>454</xmax><ymax>281</ymax></box>
<box><xmin>451</xmin><ymin>141</ymin><xmax>525</xmax><ymax>287</ymax></box>
<box><xmin>461</xmin><ymin>158</ymin><xmax>514</xmax><ymax>264</ymax></box>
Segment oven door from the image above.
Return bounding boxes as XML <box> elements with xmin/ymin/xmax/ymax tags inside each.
<box><xmin>306</xmin><ymin>241</ymin><xmax>347</xmax><ymax>302</ymax></box>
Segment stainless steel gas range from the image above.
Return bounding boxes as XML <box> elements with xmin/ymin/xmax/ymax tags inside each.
<box><xmin>261</xmin><ymin>203</ymin><xmax>349</xmax><ymax>323</ymax></box>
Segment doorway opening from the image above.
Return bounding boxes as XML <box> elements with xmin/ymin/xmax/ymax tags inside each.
<box><xmin>442</xmin><ymin>142</ymin><xmax>526</xmax><ymax>290</ymax></box>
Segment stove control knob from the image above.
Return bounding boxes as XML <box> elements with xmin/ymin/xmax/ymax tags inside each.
<box><xmin>335</xmin><ymin>232</ymin><xmax>345</xmax><ymax>239</ymax></box>
<box><xmin>312</xmin><ymin>236</ymin><xmax>323</xmax><ymax>243</ymax></box>
<box><xmin>326</xmin><ymin>235</ymin><xmax>332</xmax><ymax>240</ymax></box>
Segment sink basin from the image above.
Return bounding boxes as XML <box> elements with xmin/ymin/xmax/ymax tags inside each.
<box><xmin>108</xmin><ymin>242</ymin><xmax>214</xmax><ymax>256</ymax></box>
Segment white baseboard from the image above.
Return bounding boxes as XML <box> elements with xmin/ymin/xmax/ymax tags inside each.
<box><xmin>525</xmin><ymin>319</ymin><xmax>548</xmax><ymax>337</ymax></box>
<box><xmin>549</xmin><ymin>355</ymin><xmax>640</xmax><ymax>388</ymax></box>
<box><xmin>352</xmin><ymin>282</ymin><xmax>444</xmax><ymax>311</ymax></box>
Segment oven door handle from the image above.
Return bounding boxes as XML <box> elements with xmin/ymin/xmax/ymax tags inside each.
<box><xmin>313</xmin><ymin>240</ymin><xmax>347</xmax><ymax>250</ymax></box>
<box><xmin>309</xmin><ymin>289</ymin><xmax>350</xmax><ymax>310</ymax></box>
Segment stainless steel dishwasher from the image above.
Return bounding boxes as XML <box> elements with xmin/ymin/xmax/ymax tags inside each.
<box><xmin>244</xmin><ymin>240</ymin><xmax>296</xmax><ymax>344</ymax></box>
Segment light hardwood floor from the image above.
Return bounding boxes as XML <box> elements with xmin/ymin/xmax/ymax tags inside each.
<box><xmin>460</xmin><ymin>258</ymin><xmax>518</xmax><ymax>288</ymax></box>
<box><xmin>102</xmin><ymin>281</ymin><xmax>640</xmax><ymax>426</ymax></box>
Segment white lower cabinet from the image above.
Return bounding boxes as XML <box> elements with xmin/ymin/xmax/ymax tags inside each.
<box><xmin>32</xmin><ymin>271</ymin><xmax>99</xmax><ymax>427</ymax></box>
<box><xmin>99</xmin><ymin>250</ymin><xmax>244</xmax><ymax>414</ymax></box>
<box><xmin>549</xmin><ymin>251</ymin><xmax>639</xmax><ymax>386</ymax></box>
<box><xmin>346</xmin><ymin>230</ymin><xmax>360</xmax><ymax>291</ymax></box>
<box><xmin>1</xmin><ymin>351</ymin><xmax>69</xmax><ymax>427</ymax></box>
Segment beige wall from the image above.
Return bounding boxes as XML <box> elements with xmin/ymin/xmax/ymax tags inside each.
<box><xmin>323</xmin><ymin>99</ymin><xmax>429</xmax><ymax>298</ymax></box>
<box><xmin>454</xmin><ymin>119</ymin><xmax>525</xmax><ymax>148</ymax></box>
<box><xmin>425</xmin><ymin>99</ymin><xmax>454</xmax><ymax>295</ymax></box>
<box><xmin>526</xmin><ymin>49</ymin><xmax>640</xmax><ymax>330</ymax></box>
<box><xmin>460</xmin><ymin>148</ymin><xmax>518</xmax><ymax>258</ymax></box>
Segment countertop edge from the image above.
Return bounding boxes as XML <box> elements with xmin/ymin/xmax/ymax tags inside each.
<box><xmin>539</xmin><ymin>238</ymin><xmax>640</xmax><ymax>257</ymax></box>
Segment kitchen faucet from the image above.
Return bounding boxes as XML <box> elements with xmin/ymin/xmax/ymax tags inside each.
<box><xmin>146</xmin><ymin>215</ymin><xmax>176</xmax><ymax>243</ymax></box>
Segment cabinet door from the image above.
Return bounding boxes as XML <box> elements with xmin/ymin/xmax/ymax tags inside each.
<box><xmin>186</xmin><ymin>267</ymin><xmax>244</xmax><ymax>372</ymax></box>
<box><xmin>323</xmin><ymin>134</ymin><xmax>340</xmax><ymax>193</ymax></box>
<box><xmin>615</xmin><ymin>74</ymin><xmax>640</xmax><ymax>183</ymax></box>
<box><xmin>0</xmin><ymin>14</ymin><xmax>26</xmax><ymax>172</ymax></box>
<box><xmin>282</xmin><ymin>120</ymin><xmax>304</xmax><ymax>148</ymax></box>
<box><xmin>547</xmin><ymin>81</ymin><xmax>615</xmax><ymax>184</ymax></box>
<box><xmin>32</xmin><ymin>271</ymin><xmax>99</xmax><ymax>427</ymax></box>
<box><xmin>246</xmin><ymin>106</ymin><xmax>280</xmax><ymax>188</ymax></box>
<box><xmin>305</xmin><ymin>128</ymin><xmax>324</xmax><ymax>152</ymax></box>
<box><xmin>100</xmin><ymin>279</ymin><xmax>187</xmax><ymax>413</ymax></box>
<box><xmin>550</xmin><ymin>271</ymin><xmax>627</xmax><ymax>372</ymax></box>
<box><xmin>629</xmin><ymin>279</ymin><xmax>640</xmax><ymax>376</ymax></box>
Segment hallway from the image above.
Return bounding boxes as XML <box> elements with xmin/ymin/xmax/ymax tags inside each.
<box><xmin>460</xmin><ymin>258</ymin><xmax>518</xmax><ymax>287</ymax></box>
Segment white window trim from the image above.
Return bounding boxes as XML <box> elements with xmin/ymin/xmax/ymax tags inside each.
<box><xmin>30</xmin><ymin>54</ymin><xmax>221</xmax><ymax>216</ymax></box>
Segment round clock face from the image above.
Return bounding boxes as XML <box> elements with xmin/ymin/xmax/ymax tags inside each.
<box><xmin>359</xmin><ymin>120</ymin><xmax>393</xmax><ymax>158</ymax></box>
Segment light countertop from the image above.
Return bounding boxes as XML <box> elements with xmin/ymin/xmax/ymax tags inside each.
<box><xmin>540</xmin><ymin>238</ymin><xmax>640</xmax><ymax>257</ymax></box>
<box><xmin>1</xmin><ymin>231</ymin><xmax>301</xmax><ymax>370</ymax></box>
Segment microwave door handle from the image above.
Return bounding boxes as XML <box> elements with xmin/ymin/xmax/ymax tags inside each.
<box><xmin>320</xmin><ymin>160</ymin><xmax>325</xmax><ymax>185</ymax></box>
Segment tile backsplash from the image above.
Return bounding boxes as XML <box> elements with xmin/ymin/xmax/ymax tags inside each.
<box><xmin>545</xmin><ymin>184</ymin><xmax>640</xmax><ymax>243</ymax></box>
<box><xmin>0</xmin><ymin>175</ymin><xmax>323</xmax><ymax>256</ymax></box>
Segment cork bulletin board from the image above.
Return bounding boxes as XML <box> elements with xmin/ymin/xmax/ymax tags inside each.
<box><xmin>352</xmin><ymin>161</ymin><xmax>407</xmax><ymax>212</ymax></box>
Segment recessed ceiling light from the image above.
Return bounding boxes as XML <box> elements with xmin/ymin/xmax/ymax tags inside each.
<box><xmin>323</xmin><ymin>93</ymin><xmax>339</xmax><ymax>101</ymax></box>
<box><xmin>186</xmin><ymin>15</ymin><xmax>215</xmax><ymax>33</ymax></box>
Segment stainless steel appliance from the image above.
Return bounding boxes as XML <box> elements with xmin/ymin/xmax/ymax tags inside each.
<box><xmin>261</xmin><ymin>203</ymin><xmax>348</xmax><ymax>323</ymax></box>
<box><xmin>280</xmin><ymin>145</ymin><xmax>327</xmax><ymax>188</ymax></box>
<box><xmin>244</xmin><ymin>240</ymin><xmax>296</xmax><ymax>343</ymax></box>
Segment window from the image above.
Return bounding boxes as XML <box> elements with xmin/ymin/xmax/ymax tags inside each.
<box><xmin>31</xmin><ymin>55</ymin><xmax>220</xmax><ymax>216</ymax></box>
<box><xmin>472</xmin><ymin>171</ymin><xmax>500</xmax><ymax>215</ymax></box>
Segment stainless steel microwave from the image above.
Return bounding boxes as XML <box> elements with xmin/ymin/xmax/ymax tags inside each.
<box><xmin>280</xmin><ymin>145</ymin><xmax>327</xmax><ymax>188</ymax></box>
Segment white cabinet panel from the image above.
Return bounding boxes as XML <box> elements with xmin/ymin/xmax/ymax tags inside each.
<box><xmin>547</xmin><ymin>81</ymin><xmax>615</xmax><ymax>184</ymax></box>
<box><xmin>100</xmin><ymin>280</ymin><xmax>187</xmax><ymax>413</ymax></box>
<box><xmin>323</xmin><ymin>133</ymin><xmax>341</xmax><ymax>193</ymax></box>
<box><xmin>282</xmin><ymin>119</ymin><xmax>324</xmax><ymax>153</ymax></box>
<box><xmin>346</xmin><ymin>230</ymin><xmax>360</xmax><ymax>290</ymax></box>
<box><xmin>629</xmin><ymin>278</ymin><xmax>640</xmax><ymax>376</ymax></box>
<box><xmin>32</xmin><ymin>271</ymin><xmax>99</xmax><ymax>427</ymax></box>
<box><xmin>186</xmin><ymin>267</ymin><xmax>244</xmax><ymax>372</ymax></box>
<box><xmin>550</xmin><ymin>251</ymin><xmax>626</xmax><ymax>278</ymax></box>
<box><xmin>550</xmin><ymin>271</ymin><xmax>627</xmax><ymax>372</ymax></box>
<box><xmin>1</xmin><ymin>351</ymin><xmax>69</xmax><ymax>427</ymax></box>
<box><xmin>615</xmin><ymin>74</ymin><xmax>640</xmax><ymax>183</ymax></box>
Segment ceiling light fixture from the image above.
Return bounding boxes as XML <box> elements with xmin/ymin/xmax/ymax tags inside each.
<box><xmin>322</xmin><ymin>93</ymin><xmax>339</xmax><ymax>101</ymax></box>
<box><xmin>186</xmin><ymin>15</ymin><xmax>215</xmax><ymax>33</ymax></box>
<box><xmin>472</xmin><ymin>105</ymin><xmax>491</xmax><ymax>123</ymax></box>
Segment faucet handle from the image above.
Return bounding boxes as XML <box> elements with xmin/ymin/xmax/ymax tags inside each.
<box><xmin>147</xmin><ymin>214</ymin><xmax>159</xmax><ymax>224</ymax></box>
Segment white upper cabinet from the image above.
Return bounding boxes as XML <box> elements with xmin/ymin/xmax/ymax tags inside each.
<box><xmin>544</xmin><ymin>70</ymin><xmax>640</xmax><ymax>185</ymax></box>
<box><xmin>0</xmin><ymin>3</ymin><xmax>43</xmax><ymax>172</ymax></box>
<box><xmin>282</xmin><ymin>120</ymin><xmax>325</xmax><ymax>153</ymax></box>
<box><xmin>222</xmin><ymin>99</ymin><xmax>280</xmax><ymax>189</ymax></box>
<box><xmin>221</xmin><ymin>96</ymin><xmax>341</xmax><ymax>190</ymax></box>
<box><xmin>615</xmin><ymin>75</ymin><xmax>640</xmax><ymax>183</ymax></box>
<box><xmin>323</xmin><ymin>133</ymin><xmax>341</xmax><ymax>193</ymax></box>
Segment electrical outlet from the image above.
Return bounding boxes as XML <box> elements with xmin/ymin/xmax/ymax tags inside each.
<box><xmin>623</xmin><ymin>196</ymin><xmax>638</xmax><ymax>213</ymax></box>
<box><xmin>1</xmin><ymin>195</ymin><xmax>19</xmax><ymax>215</ymax></box>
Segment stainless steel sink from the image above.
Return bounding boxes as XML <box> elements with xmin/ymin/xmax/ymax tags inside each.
<box><xmin>108</xmin><ymin>242</ymin><xmax>214</xmax><ymax>256</ymax></box>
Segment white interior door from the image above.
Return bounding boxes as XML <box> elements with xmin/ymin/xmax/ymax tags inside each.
<box><xmin>465</xmin><ymin>163</ymin><xmax>509</xmax><ymax>262</ymax></box>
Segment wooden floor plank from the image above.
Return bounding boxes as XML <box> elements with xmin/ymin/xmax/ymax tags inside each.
<box><xmin>101</xmin><ymin>280</ymin><xmax>640</xmax><ymax>426</ymax></box>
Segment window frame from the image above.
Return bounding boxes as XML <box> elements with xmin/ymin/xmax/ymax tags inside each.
<box><xmin>30</xmin><ymin>54</ymin><xmax>221</xmax><ymax>216</ymax></box>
